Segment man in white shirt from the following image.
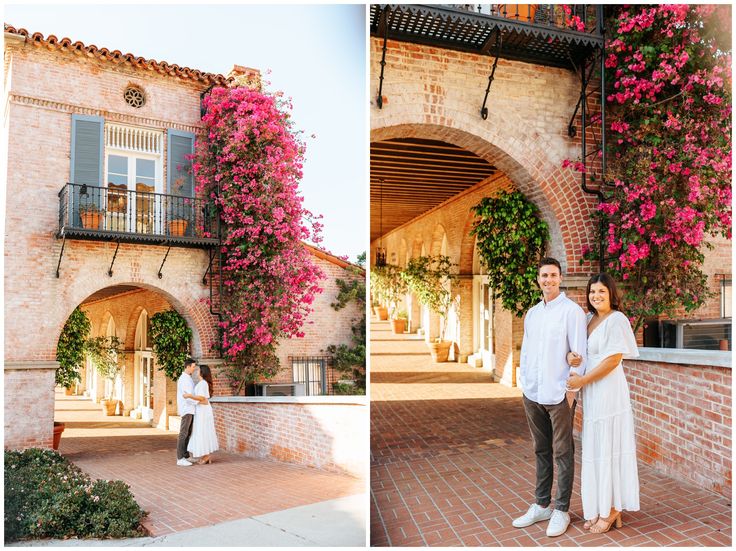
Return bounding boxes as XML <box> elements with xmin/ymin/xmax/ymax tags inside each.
<box><xmin>176</xmin><ymin>358</ymin><xmax>199</xmax><ymax>466</ymax></box>
<box><xmin>512</xmin><ymin>257</ymin><xmax>587</xmax><ymax>537</ymax></box>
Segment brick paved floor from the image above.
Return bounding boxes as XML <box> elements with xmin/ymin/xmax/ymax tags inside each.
<box><xmin>55</xmin><ymin>391</ymin><xmax>364</xmax><ymax>537</ymax></box>
<box><xmin>370</xmin><ymin>320</ymin><xmax>732</xmax><ymax>547</ymax></box>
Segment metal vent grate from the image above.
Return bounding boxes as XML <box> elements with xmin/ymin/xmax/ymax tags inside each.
<box><xmin>124</xmin><ymin>86</ymin><xmax>145</xmax><ymax>108</ymax></box>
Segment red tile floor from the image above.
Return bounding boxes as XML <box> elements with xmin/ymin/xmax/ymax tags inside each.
<box><xmin>55</xmin><ymin>391</ymin><xmax>364</xmax><ymax>536</ymax></box>
<box><xmin>370</xmin><ymin>320</ymin><xmax>732</xmax><ymax>547</ymax></box>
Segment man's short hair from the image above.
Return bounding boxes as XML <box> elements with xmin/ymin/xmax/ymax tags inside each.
<box><xmin>184</xmin><ymin>358</ymin><xmax>196</xmax><ymax>369</ymax></box>
<box><xmin>537</xmin><ymin>257</ymin><xmax>562</xmax><ymax>275</ymax></box>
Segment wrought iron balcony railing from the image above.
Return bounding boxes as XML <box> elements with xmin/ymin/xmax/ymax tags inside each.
<box><xmin>57</xmin><ymin>183</ymin><xmax>219</xmax><ymax>247</ymax></box>
<box><xmin>446</xmin><ymin>4</ymin><xmax>599</xmax><ymax>34</ymax></box>
<box><xmin>370</xmin><ymin>4</ymin><xmax>604</xmax><ymax>69</ymax></box>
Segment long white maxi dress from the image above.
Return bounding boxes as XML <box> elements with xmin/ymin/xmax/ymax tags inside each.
<box><xmin>187</xmin><ymin>380</ymin><xmax>219</xmax><ymax>457</ymax></box>
<box><xmin>581</xmin><ymin>310</ymin><xmax>640</xmax><ymax>521</ymax></box>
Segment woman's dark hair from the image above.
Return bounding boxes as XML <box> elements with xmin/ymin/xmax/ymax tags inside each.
<box><xmin>586</xmin><ymin>273</ymin><xmax>622</xmax><ymax>313</ymax></box>
<box><xmin>199</xmin><ymin>364</ymin><xmax>214</xmax><ymax>397</ymax></box>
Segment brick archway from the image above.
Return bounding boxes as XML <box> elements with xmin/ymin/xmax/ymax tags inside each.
<box><xmin>373</xmin><ymin>123</ymin><xmax>581</xmax><ymax>269</ymax></box>
<box><xmin>57</xmin><ymin>282</ymin><xmax>214</xmax><ymax>360</ymax></box>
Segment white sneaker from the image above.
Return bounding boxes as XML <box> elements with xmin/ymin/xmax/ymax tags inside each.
<box><xmin>512</xmin><ymin>503</ymin><xmax>553</xmax><ymax>528</ymax></box>
<box><xmin>176</xmin><ymin>458</ymin><xmax>192</xmax><ymax>466</ymax></box>
<box><xmin>546</xmin><ymin>510</ymin><xmax>570</xmax><ymax>537</ymax></box>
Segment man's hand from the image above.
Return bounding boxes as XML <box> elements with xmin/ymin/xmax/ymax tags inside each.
<box><xmin>567</xmin><ymin>351</ymin><xmax>582</xmax><ymax>367</ymax></box>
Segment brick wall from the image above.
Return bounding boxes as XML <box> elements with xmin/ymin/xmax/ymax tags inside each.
<box><xmin>574</xmin><ymin>358</ymin><xmax>731</xmax><ymax>498</ymax></box>
<box><xmin>212</xmin><ymin>399</ymin><xmax>367</xmax><ymax>478</ymax></box>
<box><xmin>370</xmin><ymin>37</ymin><xmax>599</xmax><ymax>272</ymax></box>
<box><xmin>4</xmin><ymin>365</ymin><xmax>57</xmax><ymax>450</ymax></box>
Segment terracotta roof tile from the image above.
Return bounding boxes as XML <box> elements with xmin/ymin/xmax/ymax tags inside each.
<box><xmin>4</xmin><ymin>24</ymin><xmax>230</xmax><ymax>86</ymax></box>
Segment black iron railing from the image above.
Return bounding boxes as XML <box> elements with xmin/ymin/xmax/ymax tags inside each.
<box><xmin>370</xmin><ymin>4</ymin><xmax>604</xmax><ymax>70</ymax></box>
<box><xmin>57</xmin><ymin>183</ymin><xmax>218</xmax><ymax>246</ymax></box>
<box><xmin>447</xmin><ymin>4</ymin><xmax>599</xmax><ymax>33</ymax></box>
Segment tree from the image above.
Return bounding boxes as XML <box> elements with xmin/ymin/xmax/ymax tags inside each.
<box><xmin>193</xmin><ymin>85</ymin><xmax>324</xmax><ymax>386</ymax></box>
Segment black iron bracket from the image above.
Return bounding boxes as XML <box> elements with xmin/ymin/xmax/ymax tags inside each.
<box><xmin>376</xmin><ymin>6</ymin><xmax>390</xmax><ymax>109</ymax></box>
<box><xmin>107</xmin><ymin>241</ymin><xmax>120</xmax><ymax>277</ymax></box>
<box><xmin>567</xmin><ymin>57</ymin><xmax>597</xmax><ymax>138</ymax></box>
<box><xmin>56</xmin><ymin>235</ymin><xmax>66</xmax><ymax>278</ymax></box>
<box><xmin>480</xmin><ymin>29</ymin><xmax>503</xmax><ymax>120</ymax></box>
<box><xmin>157</xmin><ymin>246</ymin><xmax>171</xmax><ymax>279</ymax></box>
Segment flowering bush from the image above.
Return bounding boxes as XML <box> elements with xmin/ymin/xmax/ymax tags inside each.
<box><xmin>571</xmin><ymin>5</ymin><xmax>731</xmax><ymax>329</ymax></box>
<box><xmin>4</xmin><ymin>449</ymin><xmax>146</xmax><ymax>542</ymax></box>
<box><xmin>193</xmin><ymin>85</ymin><xmax>324</xmax><ymax>384</ymax></box>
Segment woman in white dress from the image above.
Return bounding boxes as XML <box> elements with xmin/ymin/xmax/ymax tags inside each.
<box><xmin>566</xmin><ymin>273</ymin><xmax>639</xmax><ymax>534</ymax></box>
<box><xmin>183</xmin><ymin>364</ymin><xmax>219</xmax><ymax>464</ymax></box>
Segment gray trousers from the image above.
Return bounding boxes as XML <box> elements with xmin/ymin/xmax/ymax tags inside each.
<box><xmin>522</xmin><ymin>395</ymin><xmax>577</xmax><ymax>512</ymax></box>
<box><xmin>176</xmin><ymin>413</ymin><xmax>194</xmax><ymax>460</ymax></box>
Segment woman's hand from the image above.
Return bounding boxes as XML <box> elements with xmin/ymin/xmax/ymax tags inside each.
<box><xmin>566</xmin><ymin>373</ymin><xmax>585</xmax><ymax>391</ymax></box>
<box><xmin>567</xmin><ymin>351</ymin><xmax>582</xmax><ymax>367</ymax></box>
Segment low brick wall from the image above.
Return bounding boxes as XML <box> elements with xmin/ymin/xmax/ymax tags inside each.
<box><xmin>211</xmin><ymin>396</ymin><xmax>367</xmax><ymax>479</ymax></box>
<box><xmin>575</xmin><ymin>349</ymin><xmax>731</xmax><ymax>497</ymax></box>
<box><xmin>4</xmin><ymin>362</ymin><xmax>57</xmax><ymax>450</ymax></box>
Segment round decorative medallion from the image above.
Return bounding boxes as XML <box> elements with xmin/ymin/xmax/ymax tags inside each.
<box><xmin>124</xmin><ymin>86</ymin><xmax>145</xmax><ymax>108</ymax></box>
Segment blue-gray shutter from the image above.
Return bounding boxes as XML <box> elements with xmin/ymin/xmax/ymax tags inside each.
<box><xmin>167</xmin><ymin>129</ymin><xmax>195</xmax><ymax>235</ymax></box>
<box><xmin>70</xmin><ymin>114</ymin><xmax>103</xmax><ymax>227</ymax></box>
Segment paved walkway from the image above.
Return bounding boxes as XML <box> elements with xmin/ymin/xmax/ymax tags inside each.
<box><xmin>54</xmin><ymin>392</ymin><xmax>364</xmax><ymax>542</ymax></box>
<box><xmin>370</xmin><ymin>319</ymin><xmax>732</xmax><ymax>547</ymax></box>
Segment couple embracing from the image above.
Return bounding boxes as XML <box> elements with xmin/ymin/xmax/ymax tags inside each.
<box><xmin>513</xmin><ymin>257</ymin><xmax>640</xmax><ymax>537</ymax></box>
<box><xmin>176</xmin><ymin>358</ymin><xmax>219</xmax><ymax>466</ymax></box>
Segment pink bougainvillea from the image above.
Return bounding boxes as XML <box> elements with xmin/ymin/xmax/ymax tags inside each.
<box><xmin>565</xmin><ymin>5</ymin><xmax>731</xmax><ymax>329</ymax></box>
<box><xmin>193</xmin><ymin>85</ymin><xmax>324</xmax><ymax>384</ymax></box>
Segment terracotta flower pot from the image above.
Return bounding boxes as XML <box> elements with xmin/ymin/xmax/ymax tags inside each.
<box><xmin>168</xmin><ymin>219</ymin><xmax>188</xmax><ymax>236</ymax></box>
<box><xmin>376</xmin><ymin>306</ymin><xmax>389</xmax><ymax>321</ymax></box>
<box><xmin>102</xmin><ymin>399</ymin><xmax>118</xmax><ymax>416</ymax></box>
<box><xmin>80</xmin><ymin>212</ymin><xmax>102</xmax><ymax>230</ymax></box>
<box><xmin>390</xmin><ymin>318</ymin><xmax>406</xmax><ymax>334</ymax></box>
<box><xmin>428</xmin><ymin>341</ymin><xmax>452</xmax><ymax>363</ymax></box>
<box><xmin>53</xmin><ymin>422</ymin><xmax>65</xmax><ymax>450</ymax></box>
<box><xmin>64</xmin><ymin>387</ymin><xmax>74</xmax><ymax>396</ymax></box>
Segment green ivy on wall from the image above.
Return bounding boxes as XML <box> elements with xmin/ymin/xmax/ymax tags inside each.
<box><xmin>55</xmin><ymin>307</ymin><xmax>91</xmax><ymax>389</ymax></box>
<box><xmin>471</xmin><ymin>191</ymin><xmax>549</xmax><ymax>316</ymax></box>
<box><xmin>149</xmin><ymin>310</ymin><xmax>193</xmax><ymax>380</ymax></box>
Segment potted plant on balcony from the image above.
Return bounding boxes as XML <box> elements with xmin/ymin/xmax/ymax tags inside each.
<box><xmin>167</xmin><ymin>177</ymin><xmax>189</xmax><ymax>236</ymax></box>
<box><xmin>85</xmin><ymin>335</ymin><xmax>125</xmax><ymax>416</ymax></box>
<box><xmin>79</xmin><ymin>201</ymin><xmax>103</xmax><ymax>230</ymax></box>
<box><xmin>401</xmin><ymin>255</ymin><xmax>458</xmax><ymax>362</ymax></box>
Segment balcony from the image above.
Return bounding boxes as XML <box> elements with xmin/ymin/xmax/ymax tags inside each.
<box><xmin>57</xmin><ymin>183</ymin><xmax>219</xmax><ymax>248</ymax></box>
<box><xmin>370</xmin><ymin>4</ymin><xmax>604</xmax><ymax>69</ymax></box>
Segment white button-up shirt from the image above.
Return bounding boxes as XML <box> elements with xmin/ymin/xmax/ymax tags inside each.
<box><xmin>520</xmin><ymin>292</ymin><xmax>588</xmax><ymax>405</ymax></box>
<box><xmin>177</xmin><ymin>372</ymin><xmax>197</xmax><ymax>416</ymax></box>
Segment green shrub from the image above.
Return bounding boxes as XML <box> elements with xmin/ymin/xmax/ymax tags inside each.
<box><xmin>4</xmin><ymin>449</ymin><xmax>146</xmax><ymax>542</ymax></box>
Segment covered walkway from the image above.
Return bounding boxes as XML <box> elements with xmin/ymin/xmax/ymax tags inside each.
<box><xmin>54</xmin><ymin>391</ymin><xmax>364</xmax><ymax>538</ymax></box>
<box><xmin>370</xmin><ymin>319</ymin><xmax>731</xmax><ymax>547</ymax></box>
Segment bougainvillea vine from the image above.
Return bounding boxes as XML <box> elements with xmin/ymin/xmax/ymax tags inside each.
<box><xmin>567</xmin><ymin>5</ymin><xmax>731</xmax><ymax>330</ymax></box>
<box><xmin>193</xmin><ymin>85</ymin><xmax>324</xmax><ymax>385</ymax></box>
